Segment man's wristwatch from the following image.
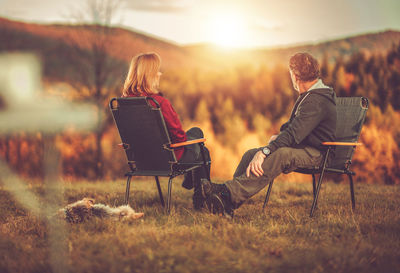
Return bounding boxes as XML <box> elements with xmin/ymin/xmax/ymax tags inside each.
<box><xmin>261</xmin><ymin>147</ymin><xmax>271</xmax><ymax>156</ymax></box>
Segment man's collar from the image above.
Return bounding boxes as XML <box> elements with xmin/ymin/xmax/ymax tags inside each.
<box><xmin>307</xmin><ymin>79</ymin><xmax>330</xmax><ymax>91</ymax></box>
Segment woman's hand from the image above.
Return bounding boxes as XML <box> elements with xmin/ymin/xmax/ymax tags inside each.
<box><xmin>246</xmin><ymin>151</ymin><xmax>266</xmax><ymax>177</ymax></box>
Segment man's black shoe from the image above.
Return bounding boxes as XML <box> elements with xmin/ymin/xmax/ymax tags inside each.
<box><xmin>200</xmin><ymin>179</ymin><xmax>234</xmax><ymax>218</ymax></box>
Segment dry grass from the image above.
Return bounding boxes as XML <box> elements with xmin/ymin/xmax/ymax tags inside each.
<box><xmin>0</xmin><ymin>178</ymin><xmax>399</xmax><ymax>273</ymax></box>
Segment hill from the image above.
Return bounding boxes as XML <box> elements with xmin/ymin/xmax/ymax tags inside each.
<box><xmin>1</xmin><ymin>16</ymin><xmax>400</xmax><ymax>78</ymax></box>
<box><xmin>0</xmin><ymin>17</ymin><xmax>197</xmax><ymax>71</ymax></box>
<box><xmin>253</xmin><ymin>30</ymin><xmax>400</xmax><ymax>65</ymax></box>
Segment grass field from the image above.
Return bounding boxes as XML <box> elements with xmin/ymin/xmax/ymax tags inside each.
<box><xmin>0</xmin><ymin>178</ymin><xmax>399</xmax><ymax>273</ymax></box>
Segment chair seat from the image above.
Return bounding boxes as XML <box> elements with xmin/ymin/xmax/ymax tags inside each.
<box><xmin>125</xmin><ymin>163</ymin><xmax>207</xmax><ymax>177</ymax></box>
<box><xmin>295</xmin><ymin>167</ymin><xmax>320</xmax><ymax>174</ymax></box>
<box><xmin>125</xmin><ymin>170</ymin><xmax>172</xmax><ymax>177</ymax></box>
<box><xmin>295</xmin><ymin>167</ymin><xmax>355</xmax><ymax>175</ymax></box>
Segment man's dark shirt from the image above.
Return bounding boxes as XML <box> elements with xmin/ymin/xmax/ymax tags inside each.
<box><xmin>266</xmin><ymin>87</ymin><xmax>337</xmax><ymax>153</ymax></box>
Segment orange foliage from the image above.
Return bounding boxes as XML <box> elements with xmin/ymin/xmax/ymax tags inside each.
<box><xmin>352</xmin><ymin>124</ymin><xmax>400</xmax><ymax>184</ymax></box>
<box><xmin>343</xmin><ymin>73</ymin><xmax>355</xmax><ymax>93</ymax></box>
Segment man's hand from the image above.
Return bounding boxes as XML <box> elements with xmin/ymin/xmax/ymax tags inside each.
<box><xmin>246</xmin><ymin>151</ymin><xmax>266</xmax><ymax>177</ymax></box>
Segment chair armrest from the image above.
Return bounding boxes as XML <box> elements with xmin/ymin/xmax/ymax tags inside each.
<box><xmin>169</xmin><ymin>138</ymin><xmax>206</xmax><ymax>148</ymax></box>
<box><xmin>322</xmin><ymin>142</ymin><xmax>362</xmax><ymax>146</ymax></box>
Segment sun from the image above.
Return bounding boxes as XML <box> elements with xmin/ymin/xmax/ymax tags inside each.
<box><xmin>209</xmin><ymin>13</ymin><xmax>246</xmax><ymax>48</ymax></box>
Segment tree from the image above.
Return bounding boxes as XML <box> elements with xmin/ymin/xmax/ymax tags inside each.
<box><xmin>67</xmin><ymin>0</ymin><xmax>125</xmax><ymax>179</ymax></box>
<box><xmin>194</xmin><ymin>99</ymin><xmax>211</xmax><ymax>123</ymax></box>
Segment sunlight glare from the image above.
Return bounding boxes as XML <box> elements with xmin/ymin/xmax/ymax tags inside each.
<box><xmin>209</xmin><ymin>13</ymin><xmax>246</xmax><ymax>48</ymax></box>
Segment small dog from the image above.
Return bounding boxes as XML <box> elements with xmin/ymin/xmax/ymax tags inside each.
<box><xmin>59</xmin><ymin>198</ymin><xmax>144</xmax><ymax>223</ymax></box>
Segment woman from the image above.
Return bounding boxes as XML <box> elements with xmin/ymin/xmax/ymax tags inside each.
<box><xmin>122</xmin><ymin>52</ymin><xmax>210</xmax><ymax>210</ymax></box>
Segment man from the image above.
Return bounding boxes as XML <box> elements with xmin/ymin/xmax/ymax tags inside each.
<box><xmin>201</xmin><ymin>52</ymin><xmax>337</xmax><ymax>218</ymax></box>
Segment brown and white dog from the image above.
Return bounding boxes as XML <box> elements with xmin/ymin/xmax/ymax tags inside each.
<box><xmin>59</xmin><ymin>198</ymin><xmax>144</xmax><ymax>223</ymax></box>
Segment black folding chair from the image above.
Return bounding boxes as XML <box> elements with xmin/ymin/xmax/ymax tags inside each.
<box><xmin>109</xmin><ymin>97</ymin><xmax>210</xmax><ymax>214</ymax></box>
<box><xmin>263</xmin><ymin>97</ymin><xmax>369</xmax><ymax>217</ymax></box>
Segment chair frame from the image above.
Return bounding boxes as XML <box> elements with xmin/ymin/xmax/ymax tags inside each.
<box><xmin>263</xmin><ymin>142</ymin><xmax>362</xmax><ymax>217</ymax></box>
<box><xmin>262</xmin><ymin>97</ymin><xmax>368</xmax><ymax>217</ymax></box>
<box><xmin>110</xmin><ymin>97</ymin><xmax>210</xmax><ymax>214</ymax></box>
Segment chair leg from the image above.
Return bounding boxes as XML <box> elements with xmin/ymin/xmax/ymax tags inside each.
<box><xmin>312</xmin><ymin>174</ymin><xmax>316</xmax><ymax>198</ymax></box>
<box><xmin>310</xmin><ymin>148</ymin><xmax>330</xmax><ymax>217</ymax></box>
<box><xmin>167</xmin><ymin>176</ymin><xmax>173</xmax><ymax>214</ymax></box>
<box><xmin>154</xmin><ymin>176</ymin><xmax>165</xmax><ymax>207</ymax></box>
<box><xmin>310</xmin><ymin>172</ymin><xmax>325</xmax><ymax>217</ymax></box>
<box><xmin>125</xmin><ymin>175</ymin><xmax>132</xmax><ymax>205</ymax></box>
<box><xmin>199</xmin><ymin>143</ymin><xmax>211</xmax><ymax>181</ymax></box>
<box><xmin>348</xmin><ymin>173</ymin><xmax>356</xmax><ymax>210</ymax></box>
<box><xmin>263</xmin><ymin>180</ymin><xmax>274</xmax><ymax>209</ymax></box>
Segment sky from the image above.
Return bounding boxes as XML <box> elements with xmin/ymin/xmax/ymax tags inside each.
<box><xmin>0</xmin><ymin>0</ymin><xmax>400</xmax><ymax>48</ymax></box>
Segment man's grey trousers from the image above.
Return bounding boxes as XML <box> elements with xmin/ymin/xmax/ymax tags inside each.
<box><xmin>225</xmin><ymin>146</ymin><xmax>323</xmax><ymax>207</ymax></box>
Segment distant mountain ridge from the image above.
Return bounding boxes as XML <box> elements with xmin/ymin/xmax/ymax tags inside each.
<box><xmin>253</xmin><ymin>30</ymin><xmax>400</xmax><ymax>65</ymax></box>
<box><xmin>1</xmin><ymin>17</ymin><xmax>400</xmax><ymax>72</ymax></box>
<box><xmin>0</xmin><ymin>17</ymin><xmax>194</xmax><ymax>69</ymax></box>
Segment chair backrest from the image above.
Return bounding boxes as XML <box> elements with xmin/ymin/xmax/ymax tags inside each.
<box><xmin>328</xmin><ymin>97</ymin><xmax>369</xmax><ymax>170</ymax></box>
<box><xmin>109</xmin><ymin>97</ymin><xmax>176</xmax><ymax>175</ymax></box>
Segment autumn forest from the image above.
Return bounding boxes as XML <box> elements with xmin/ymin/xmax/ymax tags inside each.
<box><xmin>1</xmin><ymin>17</ymin><xmax>400</xmax><ymax>184</ymax></box>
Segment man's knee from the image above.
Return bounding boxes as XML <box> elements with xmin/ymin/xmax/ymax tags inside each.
<box><xmin>272</xmin><ymin>147</ymin><xmax>293</xmax><ymax>160</ymax></box>
<box><xmin>264</xmin><ymin>147</ymin><xmax>297</xmax><ymax>174</ymax></box>
<box><xmin>242</xmin><ymin>148</ymin><xmax>259</xmax><ymax>162</ymax></box>
<box><xmin>234</xmin><ymin>148</ymin><xmax>259</xmax><ymax>177</ymax></box>
<box><xmin>266</xmin><ymin>147</ymin><xmax>295</xmax><ymax>167</ymax></box>
<box><xmin>186</xmin><ymin>127</ymin><xmax>204</xmax><ymax>139</ymax></box>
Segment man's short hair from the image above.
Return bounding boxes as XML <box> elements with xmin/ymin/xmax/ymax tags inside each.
<box><xmin>289</xmin><ymin>53</ymin><xmax>320</xmax><ymax>82</ymax></box>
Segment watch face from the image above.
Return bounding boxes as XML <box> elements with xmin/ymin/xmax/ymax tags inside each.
<box><xmin>263</xmin><ymin>147</ymin><xmax>270</xmax><ymax>155</ymax></box>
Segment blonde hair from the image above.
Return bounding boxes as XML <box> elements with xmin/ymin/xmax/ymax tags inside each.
<box><xmin>122</xmin><ymin>52</ymin><xmax>161</xmax><ymax>97</ymax></box>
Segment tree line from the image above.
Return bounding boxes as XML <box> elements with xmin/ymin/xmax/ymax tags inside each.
<box><xmin>1</xmin><ymin>42</ymin><xmax>400</xmax><ymax>183</ymax></box>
